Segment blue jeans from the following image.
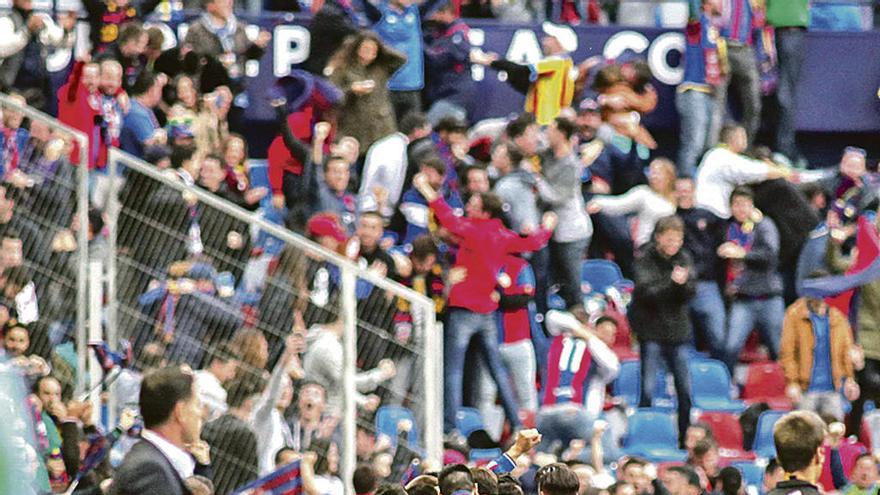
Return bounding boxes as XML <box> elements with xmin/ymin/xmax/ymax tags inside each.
<box><xmin>550</xmin><ymin>237</ymin><xmax>589</xmax><ymax>310</ymax></box>
<box><xmin>444</xmin><ymin>308</ymin><xmax>521</xmax><ymax>432</ymax></box>
<box><xmin>774</xmin><ymin>27</ymin><xmax>806</xmax><ymax>160</ymax></box>
<box><xmin>689</xmin><ymin>281</ymin><xmax>727</xmax><ymax>359</ymax></box>
<box><xmin>536</xmin><ymin>404</ymin><xmax>621</xmax><ymax>462</ymax></box>
<box><xmin>639</xmin><ymin>341</ymin><xmax>691</xmax><ymax>444</ymax></box>
<box><xmin>724</xmin><ymin>296</ymin><xmax>785</xmax><ymax>371</ymax></box>
<box><xmin>675</xmin><ymin>89</ymin><xmax>715</xmax><ymax>177</ymax></box>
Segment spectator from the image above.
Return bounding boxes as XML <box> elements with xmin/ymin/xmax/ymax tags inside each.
<box><xmin>194</xmin><ymin>342</ymin><xmax>240</xmax><ymax>423</ymax></box>
<box><xmin>354</xmin><ymin>464</ymin><xmax>379</xmax><ymax>495</ymax></box>
<box><xmin>301</xmin><ymin>0</ymin><xmax>361</xmax><ymax>77</ymax></box>
<box><xmin>0</xmin><ymin>92</ymin><xmax>30</xmax><ymax>176</ymax></box>
<box><xmin>2</xmin><ymin>320</ymin><xmax>50</xmax><ymax>379</ymax></box>
<box><xmin>763</xmin><ymin>459</ymin><xmax>785</xmax><ymax>495</ymax></box>
<box><xmin>768</xmin><ymin>0</ymin><xmax>809</xmax><ymax>163</ymax></box>
<box><xmin>631</xmin><ymin>215</ymin><xmax>695</xmax><ymax>444</ymax></box>
<box><xmin>399</xmin><ymin>155</ymin><xmax>464</xmax><ymax>247</ymax></box>
<box><xmin>120</xmin><ymin>70</ymin><xmax>167</xmax><ymax>159</ymax></box>
<box><xmin>413</xmin><ymin>173</ymin><xmax>556</xmax><ymax>432</ymax></box>
<box><xmin>107</xmin><ymin>22</ymin><xmax>149</xmax><ymax>91</ymax></box>
<box><xmin>110</xmin><ymin>366</ymin><xmax>203</xmax><ymax>495</ymax></box>
<box><xmin>716</xmin><ymin>0</ymin><xmax>764</xmax><ymax>145</ymax></box>
<box><xmin>304</xmin><ymin>438</ymin><xmax>345</xmax><ymax>495</ymax></box>
<box><xmin>675</xmin><ymin>177</ymin><xmax>727</xmax><ymax>358</ymax></box>
<box><xmin>82</xmin><ymin>0</ymin><xmax>161</xmax><ymax>55</ymax></box>
<box><xmin>676</xmin><ymin>0</ymin><xmax>724</xmax><ymax>177</ymax></box>
<box><xmin>841</xmin><ymin>454</ymin><xmax>878</xmax><ymax>495</ymax></box>
<box><xmin>220</xmin><ymin>133</ymin><xmax>266</xmax><ymax>209</ymax></box>
<box><xmin>0</xmin><ymin>0</ymin><xmax>75</xmax><ymax>110</ymax></box>
<box><xmin>56</xmin><ymin>59</ymin><xmax>102</xmax><ymax>168</ymax></box>
<box><xmin>535</xmin><ymin>117</ymin><xmax>592</xmax><ymax>311</ymax></box>
<box><xmin>475</xmin><ymin>254</ymin><xmax>541</xmax><ymax>424</ymax></box>
<box><xmin>200</xmin><ymin>377</ymin><xmax>261</xmax><ymax>495</ymax></box>
<box><xmin>719</xmin><ymin>186</ymin><xmax>784</xmax><ymax>371</ymax></box>
<box><xmin>361</xmin><ymin>0</ymin><xmax>446</xmax><ymax>122</ymax></box>
<box><xmin>302</xmin><ymin>317</ymin><xmax>397</xmax><ymax>414</ymax></box>
<box><xmin>251</xmin><ymin>334</ymin><xmax>303</xmax><ymax>475</ymax></box>
<box><xmin>766</xmin><ymin>411</ymin><xmax>826</xmax><ymax>495</ymax></box>
<box><xmin>689</xmin><ymin>438</ymin><xmax>719</xmax><ymax>490</ymax></box>
<box><xmin>326</xmin><ymin>32</ymin><xmax>407</xmax><ymax>154</ymax></box>
<box><xmin>439</xmin><ymin>464</ymin><xmax>476</xmax><ymax>495</ymax></box>
<box><xmin>588</xmin><ymin>158</ymin><xmax>677</xmax><ymax>249</ymax></box>
<box><xmin>423</xmin><ymin>2</ymin><xmax>473</xmax><ymax>125</ymax></box>
<box><xmin>715</xmin><ymin>466</ymin><xmax>744</xmax><ymax>495</ymax></box>
<box><xmin>287</xmin><ymin>380</ymin><xmax>331</xmax><ymax>451</ymax></box>
<box><xmin>492</xmin><ymin>141</ymin><xmax>538</xmax><ymax>234</ymax></box>
<box><xmin>663</xmin><ymin>466</ymin><xmax>701</xmax><ymax>495</ymax></box>
<box><xmin>820</xmin><ymin>147</ymin><xmax>876</xmax><ymax>224</ymax></box>
<box><xmin>183</xmin><ymin>0</ymin><xmax>271</xmax><ymax>97</ymax></box>
<box><xmin>694</xmin><ymin>124</ymin><xmax>788</xmax><ymax>220</ymax></box>
<box><xmin>780</xmin><ymin>283</ymin><xmax>859</xmax><ymax>420</ymax></box>
<box><xmin>536</xmin><ymin>463</ymin><xmax>580</xmax><ymax>495</ymax></box>
<box><xmin>91</xmin><ymin>59</ymin><xmax>127</xmax><ymax>208</ymax></box>
<box><xmin>358</xmin><ymin>112</ymin><xmax>432</xmax><ymax>221</ymax></box>
<box><xmin>353</xmin><ymin>211</ymin><xmax>401</xmax><ymax>281</ymax></box>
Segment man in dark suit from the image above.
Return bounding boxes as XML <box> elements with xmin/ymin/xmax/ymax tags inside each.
<box><xmin>110</xmin><ymin>366</ymin><xmax>204</xmax><ymax>495</ymax></box>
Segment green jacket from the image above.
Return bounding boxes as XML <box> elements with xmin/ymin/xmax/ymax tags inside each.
<box><xmin>767</xmin><ymin>0</ymin><xmax>809</xmax><ymax>28</ymax></box>
<box><xmin>827</xmin><ymin>235</ymin><xmax>880</xmax><ymax>359</ymax></box>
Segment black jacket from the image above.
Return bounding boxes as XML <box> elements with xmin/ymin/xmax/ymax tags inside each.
<box><xmin>678</xmin><ymin>206</ymin><xmax>726</xmax><ymax>282</ymax></box>
<box><xmin>202</xmin><ymin>414</ymin><xmax>259</xmax><ymax>495</ymax></box>
<box><xmin>767</xmin><ymin>479</ymin><xmax>821</xmax><ymax>495</ymax></box>
<box><xmin>302</xmin><ymin>0</ymin><xmax>360</xmax><ymax>76</ymax></box>
<box><xmin>630</xmin><ymin>244</ymin><xmax>696</xmax><ymax>344</ymax></box>
<box><xmin>726</xmin><ymin>217</ymin><xmax>784</xmax><ymax>299</ymax></box>
<box><xmin>109</xmin><ymin>440</ymin><xmax>190</xmax><ymax>495</ymax></box>
<box><xmin>753</xmin><ymin>178</ymin><xmax>819</xmax><ymax>269</ymax></box>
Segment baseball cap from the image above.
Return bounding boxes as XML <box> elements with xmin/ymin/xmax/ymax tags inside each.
<box><xmin>542</xmin><ymin>22</ymin><xmax>578</xmax><ymax>53</ymax></box>
<box><xmin>306</xmin><ymin>213</ymin><xmax>347</xmax><ymax>243</ymax></box>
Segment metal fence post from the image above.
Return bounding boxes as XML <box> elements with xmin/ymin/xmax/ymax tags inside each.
<box><xmin>88</xmin><ymin>259</ymin><xmax>103</xmax><ymax>427</ymax></box>
<box><xmin>105</xmin><ymin>150</ymin><xmax>119</xmax><ymax>429</ymax></box>
<box><xmin>423</xmin><ymin>307</ymin><xmax>443</xmax><ymax>465</ymax></box>
<box><xmin>340</xmin><ymin>267</ymin><xmax>357</xmax><ymax>495</ymax></box>
<box><xmin>76</xmin><ymin>111</ymin><xmax>90</xmax><ymax>397</ymax></box>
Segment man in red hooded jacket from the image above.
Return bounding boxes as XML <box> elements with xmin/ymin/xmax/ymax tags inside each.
<box><xmin>413</xmin><ymin>172</ymin><xmax>557</xmax><ymax>433</ymax></box>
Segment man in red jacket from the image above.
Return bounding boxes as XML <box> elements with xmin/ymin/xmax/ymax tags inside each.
<box><xmin>413</xmin><ymin>172</ymin><xmax>557</xmax><ymax>433</ymax></box>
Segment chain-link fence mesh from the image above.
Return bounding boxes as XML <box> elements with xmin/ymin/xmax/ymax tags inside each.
<box><xmin>0</xmin><ymin>92</ymin><xmax>89</xmax><ymax>399</ymax></box>
<box><xmin>106</xmin><ymin>148</ymin><xmax>441</xmax><ymax>494</ymax></box>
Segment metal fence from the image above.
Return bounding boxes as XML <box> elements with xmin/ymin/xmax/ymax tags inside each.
<box><xmin>105</xmin><ymin>148</ymin><xmax>442</xmax><ymax>493</ymax></box>
<box><xmin>0</xmin><ymin>92</ymin><xmax>90</xmax><ymax>398</ymax></box>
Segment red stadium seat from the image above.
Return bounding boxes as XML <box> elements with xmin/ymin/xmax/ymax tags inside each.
<box><xmin>697</xmin><ymin>411</ymin><xmax>755</xmax><ymax>461</ymax></box>
<box><xmin>742</xmin><ymin>362</ymin><xmax>793</xmax><ymax>410</ymax></box>
<box><xmin>738</xmin><ymin>330</ymin><xmax>770</xmax><ymax>363</ymax></box>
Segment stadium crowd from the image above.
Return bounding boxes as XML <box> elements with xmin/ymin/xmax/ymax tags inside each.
<box><xmin>2</xmin><ymin>0</ymin><xmax>880</xmax><ymax>493</ymax></box>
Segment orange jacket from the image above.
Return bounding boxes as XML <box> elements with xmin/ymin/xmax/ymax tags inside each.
<box><xmin>779</xmin><ymin>298</ymin><xmax>854</xmax><ymax>391</ymax></box>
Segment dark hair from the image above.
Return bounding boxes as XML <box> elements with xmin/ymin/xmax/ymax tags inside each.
<box><xmin>130</xmin><ymin>71</ymin><xmax>158</xmax><ymax>97</ymax></box>
<box><xmin>773</xmin><ymin>411</ymin><xmax>826</xmax><ymax>473</ymax></box>
<box><xmin>225</xmin><ymin>375</ymin><xmax>265</xmax><ymax>408</ymax></box>
<box><xmin>667</xmin><ymin>466</ymin><xmax>701</xmax><ymax>488</ymax></box>
<box><xmin>653</xmin><ymin>215</ymin><xmax>685</xmax><ymax>236</ymax></box>
<box><xmin>554</xmin><ymin>117</ymin><xmax>577</xmax><ymax>140</ymax></box>
<box><xmin>400</xmin><ymin>113</ymin><xmax>429</xmax><ymax>136</ymax></box>
<box><xmin>464</xmin><ymin>165</ymin><xmax>488</xmax><ymax>186</ymax></box>
<box><xmin>717</xmin><ymin>466</ymin><xmax>742</xmax><ymax>495</ymax></box>
<box><xmin>411</xmin><ymin>235</ymin><xmax>437</xmax><ymax>261</ymax></box>
<box><xmin>207</xmin><ymin>342</ymin><xmax>237</xmax><ymax>365</ymax></box>
<box><xmin>535</xmin><ymin>463</ymin><xmax>579</xmax><ymax>495</ymax></box>
<box><xmin>439</xmin><ymin>464</ymin><xmax>475</xmax><ymax>495</ymax></box>
<box><xmin>329</xmin><ymin>31</ymin><xmax>395</xmax><ymax>70</ymax></box>
<box><xmin>88</xmin><ymin>208</ymin><xmax>105</xmax><ymax>236</ymax></box>
<box><xmin>324</xmin><ymin>155</ymin><xmax>350</xmax><ymax>173</ymax></box>
<box><xmin>118</xmin><ymin>22</ymin><xmax>145</xmax><ymax>46</ymax></box>
<box><xmin>629</xmin><ymin>61</ymin><xmax>653</xmax><ymax>90</ymax></box>
<box><xmin>497</xmin><ymin>476</ymin><xmax>524</xmax><ymax>495</ymax></box>
<box><xmin>477</xmin><ymin>192</ymin><xmax>504</xmax><ymax>219</ymax></box>
<box><xmin>354</xmin><ymin>464</ymin><xmax>378</xmax><ymax>494</ymax></box>
<box><xmin>622</xmin><ymin>457</ymin><xmax>647</xmax><ymax>471</ymax></box>
<box><xmin>139</xmin><ymin>366</ymin><xmax>194</xmax><ymax>429</ymax></box>
<box><xmin>146</xmin><ymin>26</ymin><xmax>165</xmax><ymax>50</ymax></box>
<box><xmin>608</xmin><ymin>483</ymin><xmax>633</xmax><ymax>495</ymax></box>
<box><xmin>506</xmin><ymin>113</ymin><xmax>536</xmax><ymax>140</ymax></box>
<box><xmin>693</xmin><ymin>438</ymin><xmax>718</xmax><ymax>459</ymax></box>
<box><xmin>202</xmin><ymin>153</ymin><xmax>225</xmax><ymax>167</ymax></box>
<box><xmin>498</xmin><ymin>142</ymin><xmax>524</xmax><ymax>166</ymax></box>
<box><xmin>765</xmin><ymin>458</ymin><xmax>782</xmax><ymax>477</ymax></box>
<box><xmin>470</xmin><ymin>467</ymin><xmax>498</xmax><ymax>495</ymax></box>
<box><xmin>410</xmin><ymin>485</ymin><xmax>441</xmax><ymax>495</ymax></box>
<box><xmin>594</xmin><ymin>315</ymin><xmax>618</xmax><ymax>328</ymax></box>
<box><xmin>376</xmin><ymin>484</ymin><xmax>408</xmax><ymax>495</ymax></box>
<box><xmin>436</xmin><ymin>116</ymin><xmax>468</xmax><ymax>134</ymax></box>
<box><xmin>420</xmin><ymin>156</ymin><xmax>447</xmax><ymax>176</ymax></box>
<box><xmin>719</xmin><ymin>124</ymin><xmax>745</xmax><ymax>145</ymax></box>
<box><xmin>730</xmin><ymin>185</ymin><xmax>754</xmax><ymax>204</ymax></box>
<box><xmin>171</xmin><ymin>143</ymin><xmax>197</xmax><ymax>169</ymax></box>
<box><xmin>274</xmin><ymin>447</ymin><xmax>298</xmax><ymax>466</ymax></box>
<box><xmin>309</xmin><ymin>438</ymin><xmax>337</xmax><ymax>476</ymax></box>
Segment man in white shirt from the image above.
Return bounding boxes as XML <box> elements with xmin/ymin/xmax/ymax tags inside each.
<box><xmin>358</xmin><ymin>113</ymin><xmax>432</xmax><ymax>219</ymax></box>
<box><xmin>695</xmin><ymin>124</ymin><xmax>790</xmax><ymax>219</ymax></box>
<box><xmin>194</xmin><ymin>342</ymin><xmax>239</xmax><ymax>422</ymax></box>
<box><xmin>111</xmin><ymin>366</ymin><xmax>203</xmax><ymax>495</ymax></box>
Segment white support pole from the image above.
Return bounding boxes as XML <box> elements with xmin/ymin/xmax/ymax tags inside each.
<box><xmin>88</xmin><ymin>260</ymin><xmax>104</xmax><ymax>428</ymax></box>
<box><xmin>422</xmin><ymin>304</ymin><xmax>443</xmax><ymax>465</ymax></box>
<box><xmin>340</xmin><ymin>267</ymin><xmax>357</xmax><ymax>495</ymax></box>
<box><xmin>105</xmin><ymin>153</ymin><xmax>119</xmax><ymax>430</ymax></box>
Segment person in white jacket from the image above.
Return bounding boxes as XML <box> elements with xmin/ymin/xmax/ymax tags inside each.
<box><xmin>536</xmin><ymin>309</ymin><xmax>621</xmax><ymax>462</ymax></box>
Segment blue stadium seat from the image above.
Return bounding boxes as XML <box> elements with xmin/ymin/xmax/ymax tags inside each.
<box><xmin>752</xmin><ymin>410</ymin><xmax>787</xmax><ymax>458</ymax></box>
<box><xmin>581</xmin><ymin>260</ymin><xmax>625</xmax><ymax>295</ymax></box>
<box><xmin>375</xmin><ymin>406</ymin><xmax>420</xmax><ymax>448</ymax></box>
<box><xmin>613</xmin><ymin>360</ymin><xmax>676</xmax><ymax>411</ymax></box>
<box><xmin>688</xmin><ymin>359</ymin><xmax>746</xmax><ymax>413</ymax></box>
<box><xmin>456</xmin><ymin>407</ymin><xmax>484</xmax><ymax>438</ymax></box>
<box><xmin>731</xmin><ymin>462</ymin><xmax>765</xmax><ymax>490</ymax></box>
<box><xmin>622</xmin><ymin>408</ymin><xmax>688</xmax><ymax>463</ymax></box>
<box><xmin>470</xmin><ymin>448</ymin><xmax>503</xmax><ymax>463</ymax></box>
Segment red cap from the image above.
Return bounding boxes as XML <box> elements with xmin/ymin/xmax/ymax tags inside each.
<box><xmin>307</xmin><ymin>213</ymin><xmax>347</xmax><ymax>243</ymax></box>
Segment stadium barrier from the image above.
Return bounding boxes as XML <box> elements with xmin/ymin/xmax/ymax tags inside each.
<box><xmin>105</xmin><ymin>148</ymin><xmax>442</xmax><ymax>492</ymax></box>
<box><xmin>0</xmin><ymin>93</ymin><xmax>90</xmax><ymax>396</ymax></box>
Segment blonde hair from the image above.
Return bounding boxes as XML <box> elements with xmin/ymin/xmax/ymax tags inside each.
<box><xmin>649</xmin><ymin>157</ymin><xmax>678</xmax><ymax>203</ymax></box>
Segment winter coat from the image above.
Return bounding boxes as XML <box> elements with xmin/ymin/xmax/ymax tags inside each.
<box><xmin>630</xmin><ymin>244</ymin><xmax>696</xmax><ymax>344</ymax></box>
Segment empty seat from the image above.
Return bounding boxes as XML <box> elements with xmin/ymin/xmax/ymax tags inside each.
<box><xmin>456</xmin><ymin>407</ymin><xmax>484</xmax><ymax>438</ymax></box>
<box><xmin>613</xmin><ymin>360</ymin><xmax>675</xmax><ymax>410</ymax></box>
<box><xmin>742</xmin><ymin>362</ymin><xmax>793</xmax><ymax>410</ymax></box>
<box><xmin>689</xmin><ymin>359</ymin><xmax>745</xmax><ymax>413</ymax></box>
<box><xmin>581</xmin><ymin>260</ymin><xmax>625</xmax><ymax>296</ymax></box>
<box><xmin>697</xmin><ymin>411</ymin><xmax>755</xmax><ymax>461</ymax></box>
<box><xmin>752</xmin><ymin>410</ymin><xmax>786</xmax><ymax>458</ymax></box>
<box><xmin>622</xmin><ymin>408</ymin><xmax>688</xmax><ymax>463</ymax></box>
<box><xmin>731</xmin><ymin>462</ymin><xmax>764</xmax><ymax>490</ymax></box>
<box><xmin>375</xmin><ymin>405</ymin><xmax>420</xmax><ymax>448</ymax></box>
